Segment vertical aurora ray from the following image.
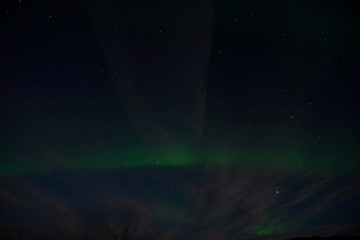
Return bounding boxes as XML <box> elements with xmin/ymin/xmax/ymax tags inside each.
<box><xmin>0</xmin><ymin>0</ymin><xmax>359</xmax><ymax>238</ymax></box>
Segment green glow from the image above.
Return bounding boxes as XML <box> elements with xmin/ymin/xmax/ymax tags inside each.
<box><xmin>252</xmin><ymin>220</ymin><xmax>287</xmax><ymax>236</ymax></box>
<box><xmin>1</xmin><ymin>128</ymin><xmax>358</xmax><ymax>176</ymax></box>
<box><xmin>75</xmin><ymin>146</ymin><xmax>197</xmax><ymax>170</ymax></box>
<box><xmin>254</xmin><ymin>226</ymin><xmax>277</xmax><ymax>236</ymax></box>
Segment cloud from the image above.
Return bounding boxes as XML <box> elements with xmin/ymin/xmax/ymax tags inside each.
<box><xmin>1</xmin><ymin>168</ymin><xmax>359</xmax><ymax>239</ymax></box>
<box><xmin>0</xmin><ymin>180</ymin><xmax>83</xmax><ymax>239</ymax></box>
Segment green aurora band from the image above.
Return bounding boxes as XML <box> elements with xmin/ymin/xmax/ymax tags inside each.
<box><xmin>1</xmin><ymin>138</ymin><xmax>359</xmax><ymax>176</ymax></box>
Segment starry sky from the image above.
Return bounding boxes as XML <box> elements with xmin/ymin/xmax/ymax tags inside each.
<box><xmin>1</xmin><ymin>0</ymin><xmax>360</xmax><ymax>239</ymax></box>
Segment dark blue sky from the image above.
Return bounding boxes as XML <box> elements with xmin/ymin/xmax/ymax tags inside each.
<box><xmin>0</xmin><ymin>0</ymin><xmax>360</xmax><ymax>239</ymax></box>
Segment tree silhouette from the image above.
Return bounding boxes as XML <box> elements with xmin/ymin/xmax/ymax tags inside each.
<box><xmin>105</xmin><ymin>212</ymin><xmax>137</xmax><ymax>240</ymax></box>
<box><xmin>17</xmin><ymin>230</ymin><xmax>24</xmax><ymax>240</ymax></box>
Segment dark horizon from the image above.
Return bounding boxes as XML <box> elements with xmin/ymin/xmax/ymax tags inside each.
<box><xmin>0</xmin><ymin>0</ymin><xmax>359</xmax><ymax>239</ymax></box>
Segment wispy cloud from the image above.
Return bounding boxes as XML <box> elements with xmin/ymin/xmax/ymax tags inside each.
<box><xmin>0</xmin><ymin>168</ymin><xmax>359</xmax><ymax>239</ymax></box>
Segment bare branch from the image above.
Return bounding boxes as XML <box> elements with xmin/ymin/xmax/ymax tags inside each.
<box><xmin>105</xmin><ymin>223</ymin><xmax>118</xmax><ymax>240</ymax></box>
<box><xmin>18</xmin><ymin>230</ymin><xmax>24</xmax><ymax>240</ymax></box>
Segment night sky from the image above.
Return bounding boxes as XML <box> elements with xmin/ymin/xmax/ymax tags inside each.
<box><xmin>1</xmin><ymin>0</ymin><xmax>360</xmax><ymax>239</ymax></box>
